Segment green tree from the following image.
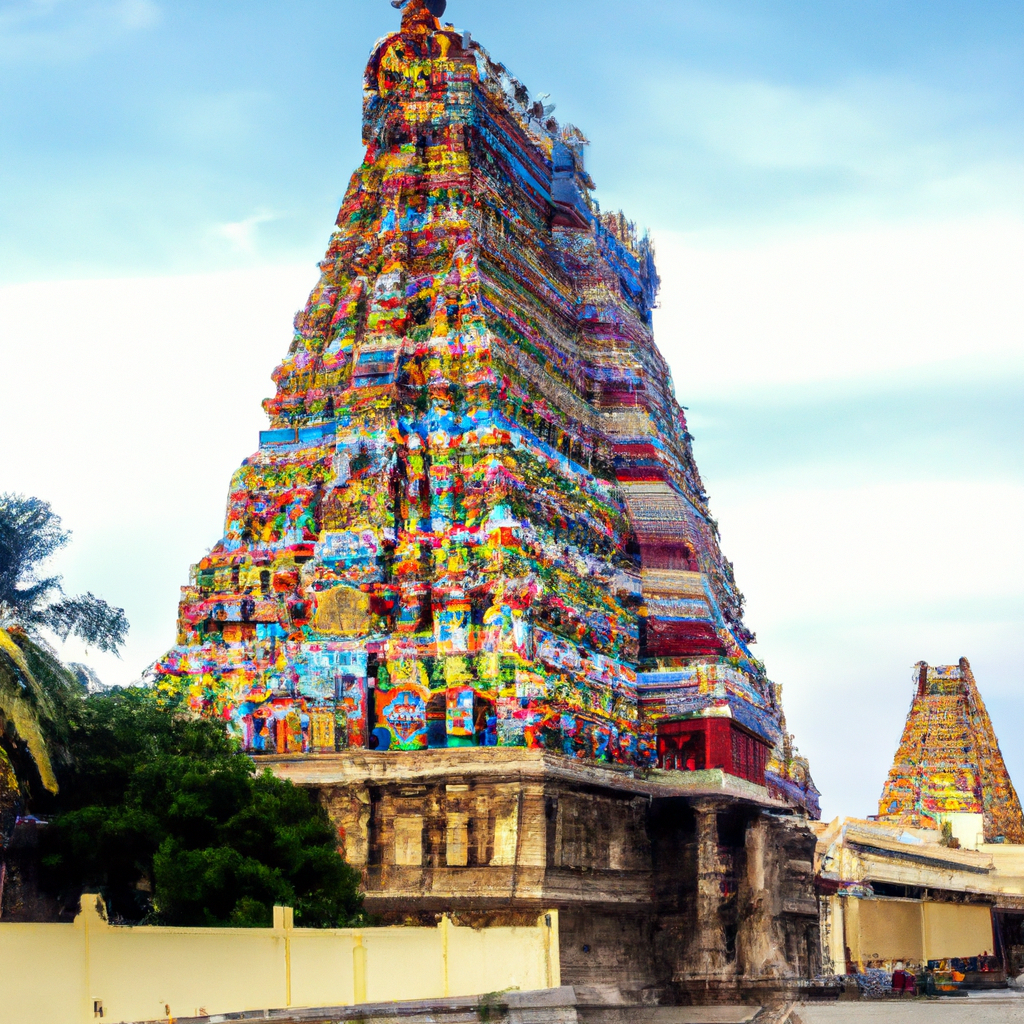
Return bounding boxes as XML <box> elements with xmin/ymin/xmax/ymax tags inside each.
<box><xmin>0</xmin><ymin>493</ymin><xmax>128</xmax><ymax>796</ymax></box>
<box><xmin>40</xmin><ymin>688</ymin><xmax>365</xmax><ymax>927</ymax></box>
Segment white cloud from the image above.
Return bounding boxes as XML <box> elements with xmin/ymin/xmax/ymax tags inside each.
<box><xmin>215</xmin><ymin>211</ymin><xmax>278</xmax><ymax>254</ymax></box>
<box><xmin>718</xmin><ymin>480</ymin><xmax>1024</xmax><ymax>628</ymax></box>
<box><xmin>618</xmin><ymin>66</ymin><xmax>1024</xmax><ymax>231</ymax></box>
<box><xmin>652</xmin><ymin>217</ymin><xmax>1024</xmax><ymax>395</ymax></box>
<box><xmin>0</xmin><ymin>264</ymin><xmax>318</xmax><ymax>687</ymax></box>
<box><xmin>655</xmin><ymin>73</ymin><xmax>960</xmax><ymax>173</ymax></box>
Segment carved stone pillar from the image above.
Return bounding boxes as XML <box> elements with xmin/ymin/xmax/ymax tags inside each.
<box><xmin>688</xmin><ymin>798</ymin><xmax>729</xmax><ymax>976</ymax></box>
<box><xmin>737</xmin><ymin>813</ymin><xmax>790</xmax><ymax>978</ymax></box>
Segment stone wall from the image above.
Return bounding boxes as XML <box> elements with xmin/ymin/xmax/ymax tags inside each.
<box><xmin>274</xmin><ymin>749</ymin><xmax>820</xmax><ymax>1005</ymax></box>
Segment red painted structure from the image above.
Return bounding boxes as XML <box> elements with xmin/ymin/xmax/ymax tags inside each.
<box><xmin>656</xmin><ymin>717</ymin><xmax>769</xmax><ymax>787</ymax></box>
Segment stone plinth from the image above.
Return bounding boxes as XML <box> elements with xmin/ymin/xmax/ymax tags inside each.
<box><xmin>266</xmin><ymin>750</ymin><xmax>819</xmax><ymax>1005</ymax></box>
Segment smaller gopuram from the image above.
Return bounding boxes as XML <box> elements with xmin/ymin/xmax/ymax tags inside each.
<box><xmin>878</xmin><ymin>658</ymin><xmax>1024</xmax><ymax>845</ymax></box>
<box><xmin>815</xmin><ymin>658</ymin><xmax>1024</xmax><ymax>981</ymax></box>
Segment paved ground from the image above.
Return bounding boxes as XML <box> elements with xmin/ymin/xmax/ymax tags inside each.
<box><xmin>795</xmin><ymin>992</ymin><xmax>1024</xmax><ymax>1023</ymax></box>
<box><xmin>586</xmin><ymin>994</ymin><xmax>1024</xmax><ymax>1023</ymax></box>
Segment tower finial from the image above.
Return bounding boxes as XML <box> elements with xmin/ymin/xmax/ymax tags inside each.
<box><xmin>391</xmin><ymin>0</ymin><xmax>447</xmax><ymax>17</ymax></box>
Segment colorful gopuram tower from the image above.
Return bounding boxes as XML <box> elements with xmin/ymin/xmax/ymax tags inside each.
<box><xmin>155</xmin><ymin>1</ymin><xmax>814</xmax><ymax>810</ymax></box>
<box><xmin>878</xmin><ymin>659</ymin><xmax>1024</xmax><ymax>844</ymax></box>
<box><xmin>155</xmin><ymin>3</ymin><xmax>824</xmax><ymax>999</ymax></box>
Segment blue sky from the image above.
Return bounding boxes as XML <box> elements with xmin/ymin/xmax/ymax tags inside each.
<box><xmin>1</xmin><ymin>0</ymin><xmax>1022</xmax><ymax>820</ymax></box>
<box><xmin>2</xmin><ymin>0</ymin><xmax>1022</xmax><ymax>277</ymax></box>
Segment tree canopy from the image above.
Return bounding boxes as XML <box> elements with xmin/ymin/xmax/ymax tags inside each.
<box><xmin>0</xmin><ymin>493</ymin><xmax>128</xmax><ymax>796</ymax></box>
<box><xmin>39</xmin><ymin>688</ymin><xmax>365</xmax><ymax>928</ymax></box>
<box><xmin>0</xmin><ymin>494</ymin><xmax>128</xmax><ymax>652</ymax></box>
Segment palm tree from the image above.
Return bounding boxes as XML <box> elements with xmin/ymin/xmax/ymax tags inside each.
<box><xmin>0</xmin><ymin>494</ymin><xmax>128</xmax><ymax>795</ymax></box>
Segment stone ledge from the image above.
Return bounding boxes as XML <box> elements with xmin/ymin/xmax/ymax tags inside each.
<box><xmin>133</xmin><ymin>987</ymin><xmax>767</xmax><ymax>1024</ymax></box>
<box><xmin>135</xmin><ymin>986</ymin><xmax>580</xmax><ymax>1024</ymax></box>
<box><xmin>259</xmin><ymin>750</ymin><xmax>790</xmax><ymax>810</ymax></box>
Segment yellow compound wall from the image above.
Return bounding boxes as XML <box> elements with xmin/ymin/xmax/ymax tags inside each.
<box><xmin>0</xmin><ymin>897</ymin><xmax>559</xmax><ymax>1024</ymax></box>
<box><xmin>841</xmin><ymin>896</ymin><xmax>993</xmax><ymax>964</ymax></box>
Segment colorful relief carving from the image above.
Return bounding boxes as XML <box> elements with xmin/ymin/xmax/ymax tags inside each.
<box><xmin>154</xmin><ymin>0</ymin><xmax>817</xmax><ymax>814</ymax></box>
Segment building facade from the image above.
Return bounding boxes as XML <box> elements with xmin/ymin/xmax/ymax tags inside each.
<box><xmin>153</xmin><ymin>0</ymin><xmax>822</xmax><ymax>1001</ymax></box>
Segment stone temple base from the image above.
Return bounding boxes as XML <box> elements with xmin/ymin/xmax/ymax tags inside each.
<box><xmin>265</xmin><ymin>749</ymin><xmax>821</xmax><ymax>1005</ymax></box>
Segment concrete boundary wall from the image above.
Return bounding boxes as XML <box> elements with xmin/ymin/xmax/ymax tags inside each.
<box><xmin>0</xmin><ymin>897</ymin><xmax>559</xmax><ymax>1024</ymax></box>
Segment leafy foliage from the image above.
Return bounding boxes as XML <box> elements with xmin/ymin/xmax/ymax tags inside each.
<box><xmin>0</xmin><ymin>494</ymin><xmax>67</xmax><ymax>619</ymax></box>
<box><xmin>0</xmin><ymin>627</ymin><xmax>75</xmax><ymax>794</ymax></box>
<box><xmin>0</xmin><ymin>494</ymin><xmax>128</xmax><ymax>652</ymax></box>
<box><xmin>40</xmin><ymin>689</ymin><xmax>365</xmax><ymax>927</ymax></box>
<box><xmin>0</xmin><ymin>494</ymin><xmax>128</xmax><ymax>798</ymax></box>
<box><xmin>0</xmin><ymin>745</ymin><xmax>19</xmax><ymax>836</ymax></box>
